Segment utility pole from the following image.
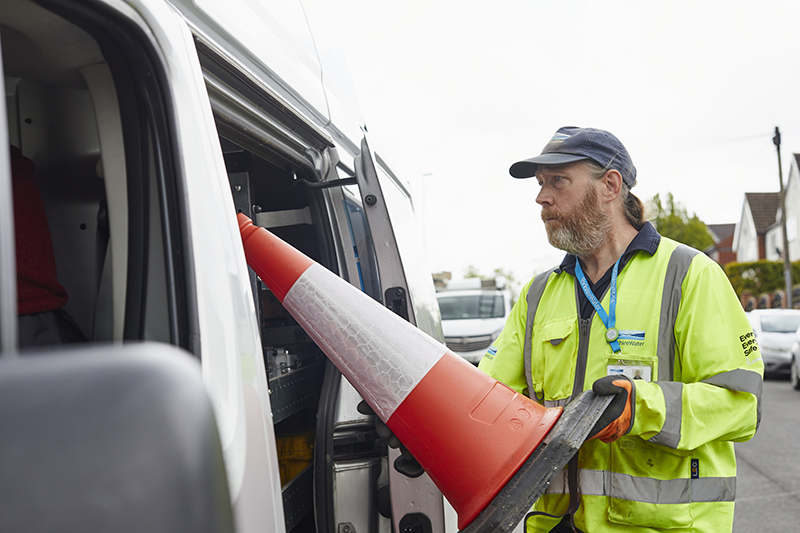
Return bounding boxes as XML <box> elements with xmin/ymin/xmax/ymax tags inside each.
<box><xmin>774</xmin><ymin>126</ymin><xmax>793</xmax><ymax>308</ymax></box>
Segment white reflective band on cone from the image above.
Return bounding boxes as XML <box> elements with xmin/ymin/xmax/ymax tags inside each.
<box><xmin>284</xmin><ymin>263</ymin><xmax>446</xmax><ymax>421</ymax></box>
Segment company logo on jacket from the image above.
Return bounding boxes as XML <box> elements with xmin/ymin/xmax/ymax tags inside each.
<box><xmin>618</xmin><ymin>330</ymin><xmax>645</xmax><ymax>347</ymax></box>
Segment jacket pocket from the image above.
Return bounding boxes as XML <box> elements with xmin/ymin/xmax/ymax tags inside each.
<box><xmin>532</xmin><ymin>316</ymin><xmax>577</xmax><ymax>401</ymax></box>
<box><xmin>608</xmin><ymin>499</ymin><xmax>692</xmax><ymax>529</ymax></box>
<box><xmin>607</xmin><ymin>438</ymin><xmax>693</xmax><ymax>528</ymax></box>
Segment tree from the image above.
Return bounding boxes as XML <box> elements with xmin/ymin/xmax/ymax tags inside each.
<box><xmin>464</xmin><ymin>265</ymin><xmax>482</xmax><ymax>279</ymax></box>
<box><xmin>724</xmin><ymin>260</ymin><xmax>800</xmax><ymax>300</ymax></box>
<box><xmin>648</xmin><ymin>193</ymin><xmax>714</xmax><ymax>250</ymax></box>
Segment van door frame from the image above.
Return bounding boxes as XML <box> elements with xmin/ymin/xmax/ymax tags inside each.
<box><xmin>0</xmin><ymin>42</ymin><xmax>16</xmax><ymax>354</ymax></box>
<box><xmin>353</xmin><ymin>136</ymin><xmax>447</xmax><ymax>533</ymax></box>
<box><xmin>353</xmin><ymin>138</ymin><xmax>414</xmax><ymax>320</ymax></box>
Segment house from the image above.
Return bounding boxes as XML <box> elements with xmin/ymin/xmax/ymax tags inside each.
<box><xmin>763</xmin><ymin>154</ymin><xmax>800</xmax><ymax>261</ymax></box>
<box><xmin>733</xmin><ymin>192</ymin><xmax>780</xmax><ymax>262</ymax></box>
<box><xmin>705</xmin><ymin>223</ymin><xmax>736</xmax><ymax>265</ymax></box>
<box><xmin>731</xmin><ymin>155</ymin><xmax>800</xmax><ymax>309</ymax></box>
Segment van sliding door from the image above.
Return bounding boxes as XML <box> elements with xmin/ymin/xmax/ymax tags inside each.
<box><xmin>353</xmin><ymin>137</ymin><xmax>447</xmax><ymax>533</ymax></box>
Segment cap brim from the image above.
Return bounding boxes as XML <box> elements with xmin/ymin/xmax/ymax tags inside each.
<box><xmin>509</xmin><ymin>154</ymin><xmax>589</xmax><ymax>179</ymax></box>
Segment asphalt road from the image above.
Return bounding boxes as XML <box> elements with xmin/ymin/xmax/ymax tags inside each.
<box><xmin>734</xmin><ymin>377</ymin><xmax>800</xmax><ymax>531</ymax></box>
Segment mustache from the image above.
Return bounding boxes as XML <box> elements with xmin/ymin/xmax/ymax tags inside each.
<box><xmin>541</xmin><ymin>208</ymin><xmax>563</xmax><ymax>222</ymax></box>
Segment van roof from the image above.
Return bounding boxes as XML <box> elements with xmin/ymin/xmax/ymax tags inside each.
<box><xmin>437</xmin><ymin>277</ymin><xmax>507</xmax><ymax>292</ymax></box>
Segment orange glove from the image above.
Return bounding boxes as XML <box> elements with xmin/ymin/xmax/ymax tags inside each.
<box><xmin>587</xmin><ymin>375</ymin><xmax>635</xmax><ymax>443</ymax></box>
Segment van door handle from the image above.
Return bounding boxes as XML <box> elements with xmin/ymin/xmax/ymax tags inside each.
<box><xmin>385</xmin><ymin>287</ymin><xmax>409</xmax><ymax>322</ymax></box>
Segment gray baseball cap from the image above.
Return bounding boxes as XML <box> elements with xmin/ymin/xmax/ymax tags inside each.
<box><xmin>509</xmin><ymin>126</ymin><xmax>637</xmax><ymax>187</ymax></box>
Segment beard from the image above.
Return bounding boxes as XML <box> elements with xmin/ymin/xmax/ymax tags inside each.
<box><xmin>541</xmin><ymin>185</ymin><xmax>611</xmax><ymax>256</ymax></box>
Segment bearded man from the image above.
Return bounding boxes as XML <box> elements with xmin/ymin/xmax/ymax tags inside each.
<box><xmin>478</xmin><ymin>127</ymin><xmax>762</xmax><ymax>533</ymax></box>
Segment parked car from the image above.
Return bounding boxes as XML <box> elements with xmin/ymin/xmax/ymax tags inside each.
<box><xmin>746</xmin><ymin>309</ymin><xmax>800</xmax><ymax>378</ymax></box>
<box><xmin>789</xmin><ymin>321</ymin><xmax>800</xmax><ymax>390</ymax></box>
<box><xmin>436</xmin><ymin>278</ymin><xmax>512</xmax><ymax>365</ymax></box>
<box><xmin>791</xmin><ymin>343</ymin><xmax>800</xmax><ymax>390</ymax></box>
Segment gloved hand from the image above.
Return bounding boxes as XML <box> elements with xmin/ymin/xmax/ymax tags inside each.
<box><xmin>586</xmin><ymin>375</ymin><xmax>635</xmax><ymax>443</ymax></box>
<box><xmin>357</xmin><ymin>400</ymin><xmax>425</xmax><ymax>478</ymax></box>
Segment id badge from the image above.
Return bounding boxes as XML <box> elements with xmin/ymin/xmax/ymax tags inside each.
<box><xmin>606</xmin><ymin>358</ymin><xmax>653</xmax><ymax>382</ymax></box>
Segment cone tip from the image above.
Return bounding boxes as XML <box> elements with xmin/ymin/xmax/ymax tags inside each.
<box><xmin>236</xmin><ymin>212</ymin><xmax>314</xmax><ymax>302</ymax></box>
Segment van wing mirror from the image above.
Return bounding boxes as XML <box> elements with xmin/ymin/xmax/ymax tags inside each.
<box><xmin>0</xmin><ymin>343</ymin><xmax>234</xmax><ymax>533</ymax></box>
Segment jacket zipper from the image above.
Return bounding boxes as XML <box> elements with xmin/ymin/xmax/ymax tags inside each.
<box><xmin>572</xmin><ymin>317</ymin><xmax>592</xmax><ymax>401</ymax></box>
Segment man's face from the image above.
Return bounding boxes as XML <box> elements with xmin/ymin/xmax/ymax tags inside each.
<box><xmin>535</xmin><ymin>162</ymin><xmax>611</xmax><ymax>256</ymax></box>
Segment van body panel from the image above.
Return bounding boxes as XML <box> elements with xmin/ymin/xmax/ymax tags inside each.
<box><xmin>300</xmin><ymin>0</ymin><xmax>366</xmax><ymax>151</ymax></box>
<box><xmin>0</xmin><ymin>0</ymin><xmax>449</xmax><ymax>531</ymax></box>
<box><xmin>166</xmin><ymin>0</ymin><xmax>329</xmax><ymax>139</ymax></box>
<box><xmin>101</xmin><ymin>0</ymin><xmax>287</xmax><ymax>530</ymax></box>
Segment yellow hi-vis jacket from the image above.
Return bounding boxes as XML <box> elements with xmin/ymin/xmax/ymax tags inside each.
<box><xmin>479</xmin><ymin>236</ymin><xmax>763</xmax><ymax>533</ymax></box>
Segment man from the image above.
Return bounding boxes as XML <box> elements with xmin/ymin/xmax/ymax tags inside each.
<box><xmin>478</xmin><ymin>127</ymin><xmax>762</xmax><ymax>533</ymax></box>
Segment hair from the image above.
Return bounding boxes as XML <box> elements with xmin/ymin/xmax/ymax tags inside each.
<box><xmin>581</xmin><ymin>160</ymin><xmax>647</xmax><ymax>231</ymax></box>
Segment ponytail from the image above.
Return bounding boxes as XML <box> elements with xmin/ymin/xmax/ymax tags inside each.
<box><xmin>621</xmin><ymin>186</ymin><xmax>646</xmax><ymax>231</ymax></box>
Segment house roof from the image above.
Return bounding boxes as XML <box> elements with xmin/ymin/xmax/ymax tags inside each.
<box><xmin>707</xmin><ymin>223</ymin><xmax>735</xmax><ymax>243</ymax></box>
<box><xmin>745</xmin><ymin>192</ymin><xmax>780</xmax><ymax>234</ymax></box>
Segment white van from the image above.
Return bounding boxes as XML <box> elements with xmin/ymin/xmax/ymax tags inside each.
<box><xmin>436</xmin><ymin>278</ymin><xmax>512</xmax><ymax>365</ymax></box>
<box><xmin>0</xmin><ymin>1</ymin><xmax>451</xmax><ymax>532</ymax></box>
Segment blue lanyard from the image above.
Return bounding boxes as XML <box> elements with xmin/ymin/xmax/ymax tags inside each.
<box><xmin>574</xmin><ymin>257</ymin><xmax>622</xmax><ymax>353</ymax></box>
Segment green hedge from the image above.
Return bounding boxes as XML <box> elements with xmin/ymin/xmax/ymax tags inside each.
<box><xmin>724</xmin><ymin>260</ymin><xmax>800</xmax><ymax>298</ymax></box>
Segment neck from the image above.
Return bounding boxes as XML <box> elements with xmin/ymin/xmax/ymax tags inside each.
<box><xmin>577</xmin><ymin>223</ymin><xmax>638</xmax><ymax>284</ymax></box>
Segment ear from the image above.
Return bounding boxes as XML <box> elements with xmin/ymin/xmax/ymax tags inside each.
<box><xmin>600</xmin><ymin>169</ymin><xmax>623</xmax><ymax>203</ymax></box>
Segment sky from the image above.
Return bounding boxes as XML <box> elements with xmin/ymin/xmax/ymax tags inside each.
<box><xmin>323</xmin><ymin>0</ymin><xmax>800</xmax><ymax>287</ymax></box>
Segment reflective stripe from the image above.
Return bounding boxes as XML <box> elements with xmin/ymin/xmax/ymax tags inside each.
<box><xmin>702</xmin><ymin>368</ymin><xmax>762</xmax><ymax>396</ymax></box>
<box><xmin>544</xmin><ymin>468</ymin><xmax>604</xmax><ymax>496</ymax></box>
<box><xmin>544</xmin><ymin>468</ymin><xmax>735</xmax><ymax>504</ymax></box>
<box><xmin>543</xmin><ymin>398</ymin><xmax>569</xmax><ymax>408</ymax></box>
<box><xmin>692</xmin><ymin>477</ymin><xmax>737</xmax><ymax>502</ymax></box>
<box><xmin>703</xmin><ymin>368</ymin><xmax>763</xmax><ymax>431</ymax></box>
<box><xmin>611</xmin><ymin>472</ymin><xmax>735</xmax><ymax>504</ymax></box>
<box><xmin>648</xmin><ymin>381</ymin><xmax>683</xmax><ymax>448</ymax></box>
<box><xmin>544</xmin><ymin>469</ymin><xmax>568</xmax><ymax>494</ymax></box>
<box><xmin>523</xmin><ymin>268</ymin><xmax>557</xmax><ymax>399</ymax></box>
<box><xmin>657</xmin><ymin>245</ymin><xmax>698</xmax><ymax>381</ymax></box>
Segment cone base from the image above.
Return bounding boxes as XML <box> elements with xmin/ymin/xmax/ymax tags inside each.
<box><xmin>457</xmin><ymin>391</ymin><xmax>614</xmax><ymax>533</ymax></box>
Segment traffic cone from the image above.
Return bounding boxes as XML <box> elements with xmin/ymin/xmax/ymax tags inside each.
<box><xmin>238</xmin><ymin>214</ymin><xmax>609</xmax><ymax>532</ymax></box>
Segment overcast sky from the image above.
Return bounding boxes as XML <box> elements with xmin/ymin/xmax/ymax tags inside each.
<box><xmin>325</xmin><ymin>0</ymin><xmax>800</xmax><ymax>284</ymax></box>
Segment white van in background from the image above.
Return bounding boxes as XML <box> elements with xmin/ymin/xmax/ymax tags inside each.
<box><xmin>0</xmin><ymin>1</ymin><xmax>450</xmax><ymax>532</ymax></box>
<box><xmin>436</xmin><ymin>278</ymin><xmax>512</xmax><ymax>365</ymax></box>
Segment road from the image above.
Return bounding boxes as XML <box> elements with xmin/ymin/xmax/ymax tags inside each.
<box><xmin>734</xmin><ymin>378</ymin><xmax>800</xmax><ymax>531</ymax></box>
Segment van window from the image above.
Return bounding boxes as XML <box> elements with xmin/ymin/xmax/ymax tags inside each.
<box><xmin>343</xmin><ymin>192</ymin><xmax>381</xmax><ymax>302</ymax></box>
<box><xmin>760</xmin><ymin>313</ymin><xmax>800</xmax><ymax>334</ymax></box>
<box><xmin>438</xmin><ymin>293</ymin><xmax>506</xmax><ymax>320</ymax></box>
<box><xmin>1</xmin><ymin>0</ymin><xmax>190</xmax><ymax>351</ymax></box>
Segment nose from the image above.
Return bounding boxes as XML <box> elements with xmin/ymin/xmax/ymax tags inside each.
<box><xmin>536</xmin><ymin>187</ymin><xmax>552</xmax><ymax>207</ymax></box>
